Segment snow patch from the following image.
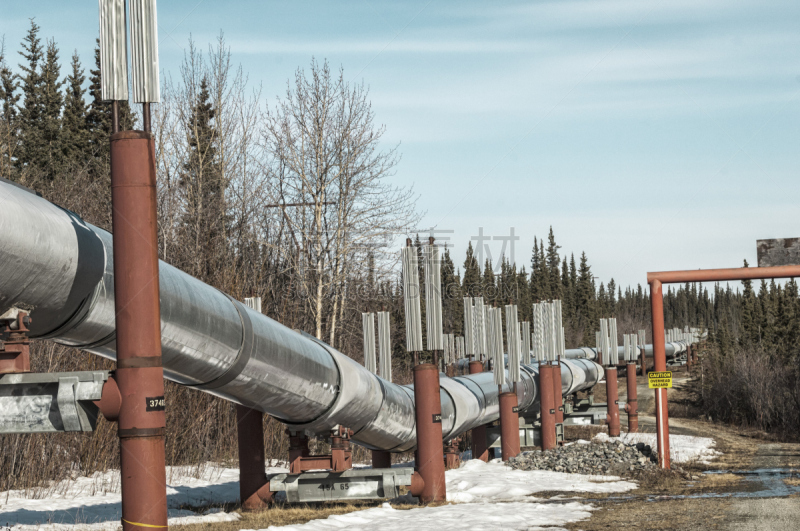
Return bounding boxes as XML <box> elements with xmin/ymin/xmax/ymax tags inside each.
<box><xmin>594</xmin><ymin>432</ymin><xmax>721</xmax><ymax>464</ymax></box>
<box><xmin>445</xmin><ymin>458</ymin><xmax>636</xmax><ymax>503</ymax></box>
<box><xmin>0</xmin><ymin>463</ymin><xmax>287</xmax><ymax>530</ymax></box>
<box><xmin>255</xmin><ymin>501</ymin><xmax>595</xmax><ymax>531</ymax></box>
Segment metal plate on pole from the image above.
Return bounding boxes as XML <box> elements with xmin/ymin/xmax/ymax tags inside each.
<box><xmin>757</xmin><ymin>238</ymin><xmax>800</xmax><ymax>267</ymax></box>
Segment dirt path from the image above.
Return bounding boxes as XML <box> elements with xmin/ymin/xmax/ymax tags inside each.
<box><xmin>563</xmin><ymin>371</ymin><xmax>800</xmax><ymax>530</ymax></box>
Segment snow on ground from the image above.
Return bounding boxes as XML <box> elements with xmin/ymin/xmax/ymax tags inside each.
<box><xmin>0</xmin><ymin>463</ymin><xmax>287</xmax><ymax>530</ymax></box>
<box><xmin>255</xmin><ymin>459</ymin><xmax>636</xmax><ymax>531</ymax></box>
<box><xmin>594</xmin><ymin>432</ymin><xmax>721</xmax><ymax>464</ymax></box>
<box><xmin>255</xmin><ymin>500</ymin><xmax>595</xmax><ymax>531</ymax></box>
<box><xmin>0</xmin><ymin>459</ymin><xmax>637</xmax><ymax>530</ymax></box>
<box><xmin>445</xmin><ymin>458</ymin><xmax>636</xmax><ymax>503</ymax></box>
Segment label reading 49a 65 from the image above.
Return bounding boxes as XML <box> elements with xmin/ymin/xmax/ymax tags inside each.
<box><xmin>146</xmin><ymin>396</ymin><xmax>166</xmax><ymax>411</ymax></box>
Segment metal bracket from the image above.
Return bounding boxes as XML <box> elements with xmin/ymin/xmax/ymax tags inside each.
<box><xmin>0</xmin><ymin>371</ymin><xmax>111</xmax><ymax>433</ymax></box>
<box><xmin>269</xmin><ymin>467</ymin><xmax>414</xmax><ymax>503</ymax></box>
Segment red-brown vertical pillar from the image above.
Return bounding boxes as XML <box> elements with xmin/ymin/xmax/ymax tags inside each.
<box><xmin>605</xmin><ymin>366</ymin><xmax>621</xmax><ymax>437</ymax></box>
<box><xmin>650</xmin><ymin>279</ymin><xmax>671</xmax><ymax>469</ymax></box>
<box><xmin>413</xmin><ymin>363</ymin><xmax>446</xmax><ymax>503</ymax></box>
<box><xmin>538</xmin><ymin>364</ymin><xmax>557</xmax><ymax>450</ymax></box>
<box><xmin>686</xmin><ymin>344</ymin><xmax>693</xmax><ymax>368</ymax></box>
<box><xmin>498</xmin><ymin>392</ymin><xmax>520</xmax><ymax>460</ymax></box>
<box><xmin>552</xmin><ymin>361</ymin><xmax>564</xmax><ymax>425</ymax></box>
<box><xmin>110</xmin><ymin>131</ymin><xmax>168</xmax><ymax>531</ymax></box>
<box><xmin>468</xmin><ymin>360</ymin><xmax>489</xmax><ymax>462</ymax></box>
<box><xmin>625</xmin><ymin>363</ymin><xmax>638</xmax><ymax>433</ymax></box>
<box><xmin>236</xmin><ymin>405</ymin><xmax>272</xmax><ymax>511</ymax></box>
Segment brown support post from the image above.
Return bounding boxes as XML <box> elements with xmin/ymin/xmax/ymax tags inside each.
<box><xmin>413</xmin><ymin>363</ymin><xmax>446</xmax><ymax>503</ymax></box>
<box><xmin>236</xmin><ymin>405</ymin><xmax>272</xmax><ymax>511</ymax></box>
<box><xmin>538</xmin><ymin>363</ymin><xmax>557</xmax><ymax>450</ymax></box>
<box><xmin>287</xmin><ymin>431</ymin><xmax>310</xmax><ymax>474</ymax></box>
<box><xmin>110</xmin><ymin>131</ymin><xmax>168</xmax><ymax>531</ymax></box>
<box><xmin>650</xmin><ymin>279</ymin><xmax>671</xmax><ymax>469</ymax></box>
<box><xmin>552</xmin><ymin>360</ymin><xmax>564</xmax><ymax>425</ymax></box>
<box><xmin>605</xmin><ymin>366</ymin><xmax>621</xmax><ymax>437</ymax></box>
<box><xmin>498</xmin><ymin>392</ymin><xmax>521</xmax><ymax>460</ymax></box>
<box><xmin>625</xmin><ymin>362</ymin><xmax>638</xmax><ymax>433</ymax></box>
<box><xmin>444</xmin><ymin>438</ymin><xmax>461</xmax><ymax>469</ymax></box>
<box><xmin>468</xmin><ymin>360</ymin><xmax>489</xmax><ymax>462</ymax></box>
<box><xmin>686</xmin><ymin>344</ymin><xmax>693</xmax><ymax>369</ymax></box>
<box><xmin>372</xmin><ymin>450</ymin><xmax>392</xmax><ymax>469</ymax></box>
<box><xmin>0</xmin><ymin>311</ymin><xmax>31</xmax><ymax>374</ymax></box>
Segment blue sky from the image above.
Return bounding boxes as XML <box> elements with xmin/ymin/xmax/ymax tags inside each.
<box><xmin>2</xmin><ymin>0</ymin><xmax>799</xmax><ymax>289</ymax></box>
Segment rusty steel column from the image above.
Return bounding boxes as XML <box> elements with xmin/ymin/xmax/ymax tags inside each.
<box><xmin>110</xmin><ymin>131</ymin><xmax>168</xmax><ymax>531</ymax></box>
<box><xmin>538</xmin><ymin>363</ymin><xmax>557</xmax><ymax>450</ymax></box>
<box><xmin>498</xmin><ymin>392</ymin><xmax>521</xmax><ymax>460</ymax></box>
<box><xmin>605</xmin><ymin>366</ymin><xmax>621</xmax><ymax>437</ymax></box>
<box><xmin>686</xmin><ymin>344</ymin><xmax>692</xmax><ymax>369</ymax></box>
<box><xmin>468</xmin><ymin>360</ymin><xmax>489</xmax><ymax>462</ymax></box>
<box><xmin>552</xmin><ymin>361</ymin><xmax>564</xmax><ymax>425</ymax></box>
<box><xmin>650</xmin><ymin>279</ymin><xmax>671</xmax><ymax>469</ymax></box>
<box><xmin>236</xmin><ymin>405</ymin><xmax>272</xmax><ymax>511</ymax></box>
<box><xmin>625</xmin><ymin>362</ymin><xmax>638</xmax><ymax>433</ymax></box>
<box><xmin>372</xmin><ymin>450</ymin><xmax>392</xmax><ymax>469</ymax></box>
<box><xmin>413</xmin><ymin>363</ymin><xmax>446</xmax><ymax>503</ymax></box>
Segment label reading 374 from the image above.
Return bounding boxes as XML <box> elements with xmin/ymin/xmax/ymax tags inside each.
<box><xmin>146</xmin><ymin>396</ymin><xmax>166</xmax><ymax>411</ymax></box>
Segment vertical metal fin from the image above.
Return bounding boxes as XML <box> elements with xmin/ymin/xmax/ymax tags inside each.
<box><xmin>463</xmin><ymin>298</ymin><xmax>474</xmax><ymax>357</ymax></box>
<box><xmin>609</xmin><ymin>318</ymin><xmax>619</xmax><ymax>365</ymax></box>
<box><xmin>456</xmin><ymin>336</ymin><xmax>465</xmax><ymax>359</ymax></box>
<box><xmin>377</xmin><ymin>311</ymin><xmax>392</xmax><ymax>381</ymax></box>
<box><xmin>362</xmin><ymin>313</ymin><xmax>376</xmax><ymax>374</ymax></box>
<box><xmin>492</xmin><ymin>308</ymin><xmax>506</xmax><ymax>386</ymax></box>
<box><xmin>474</xmin><ymin>298</ymin><xmax>487</xmax><ymax>361</ymax></box>
<box><xmin>98</xmin><ymin>0</ymin><xmax>128</xmax><ymax>101</ymax></box>
<box><xmin>129</xmin><ymin>0</ymin><xmax>160</xmax><ymax>102</ymax></box>
<box><xmin>532</xmin><ymin>303</ymin><xmax>544</xmax><ymax>362</ymax></box>
<box><xmin>505</xmin><ymin>305</ymin><xmax>521</xmax><ymax>382</ymax></box>
<box><xmin>401</xmin><ymin>246</ymin><xmax>423</xmax><ymax>352</ymax></box>
<box><xmin>243</xmin><ymin>296</ymin><xmax>261</xmax><ymax>313</ymax></box>
<box><xmin>599</xmin><ymin>319</ymin><xmax>609</xmax><ymax>366</ymax></box>
<box><xmin>520</xmin><ymin>321</ymin><xmax>531</xmax><ymax>365</ymax></box>
<box><xmin>424</xmin><ymin>244</ymin><xmax>443</xmax><ymax>351</ymax></box>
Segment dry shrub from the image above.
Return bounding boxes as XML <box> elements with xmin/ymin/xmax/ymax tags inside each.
<box><xmin>699</xmin><ymin>344</ymin><xmax>800</xmax><ymax>440</ymax></box>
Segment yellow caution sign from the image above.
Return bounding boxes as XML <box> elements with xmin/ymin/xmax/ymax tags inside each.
<box><xmin>648</xmin><ymin>371</ymin><xmax>672</xmax><ymax>389</ymax></box>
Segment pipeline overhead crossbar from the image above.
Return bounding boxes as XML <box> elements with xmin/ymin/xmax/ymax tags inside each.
<box><xmin>0</xmin><ymin>180</ymin><xmax>604</xmax><ymax>452</ymax></box>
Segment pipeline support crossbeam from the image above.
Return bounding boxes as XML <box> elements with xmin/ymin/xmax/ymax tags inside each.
<box><xmin>647</xmin><ymin>264</ymin><xmax>800</xmax><ymax>469</ymax></box>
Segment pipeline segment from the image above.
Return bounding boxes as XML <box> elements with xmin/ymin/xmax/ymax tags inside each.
<box><xmin>0</xmin><ymin>180</ymin><xmax>604</xmax><ymax>452</ymax></box>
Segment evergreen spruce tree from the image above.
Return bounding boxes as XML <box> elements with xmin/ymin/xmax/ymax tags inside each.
<box><xmin>530</xmin><ymin>237</ymin><xmax>543</xmax><ymax>301</ymax></box>
<box><xmin>462</xmin><ymin>242</ymin><xmax>481</xmax><ymax>297</ymax></box>
<box><xmin>180</xmin><ymin>76</ymin><xmax>226</xmax><ymax>282</ymax></box>
<box><xmin>0</xmin><ymin>38</ymin><xmax>20</xmax><ymax>180</ymax></box>
<box><xmin>607</xmin><ymin>278</ymin><xmax>616</xmax><ymax>314</ymax></box>
<box><xmin>576</xmin><ymin>252</ymin><xmax>596</xmax><ymax>340</ymax></box>
<box><xmin>40</xmin><ymin>39</ymin><xmax>63</xmax><ymax>179</ymax></box>
<box><xmin>86</xmin><ymin>39</ymin><xmax>134</xmax><ymax>164</ymax></box>
<box><xmin>482</xmin><ymin>258</ymin><xmax>495</xmax><ymax>305</ymax></box>
<box><xmin>61</xmin><ymin>51</ymin><xmax>88</xmax><ymax>167</ymax></box>
<box><xmin>15</xmin><ymin>19</ymin><xmax>45</xmax><ymax>172</ymax></box>
<box><xmin>545</xmin><ymin>227</ymin><xmax>561</xmax><ymax>299</ymax></box>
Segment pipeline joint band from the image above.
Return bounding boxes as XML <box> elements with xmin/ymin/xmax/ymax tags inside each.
<box><xmin>118</xmin><ymin>356</ymin><xmax>162</xmax><ymax>369</ymax></box>
<box><xmin>189</xmin><ymin>297</ymin><xmax>254</xmax><ymax>391</ymax></box>
<box><xmin>121</xmin><ymin>518</ymin><xmax>167</xmax><ymax>528</ymax></box>
<box><xmin>119</xmin><ymin>427</ymin><xmax>164</xmax><ymax>438</ymax></box>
